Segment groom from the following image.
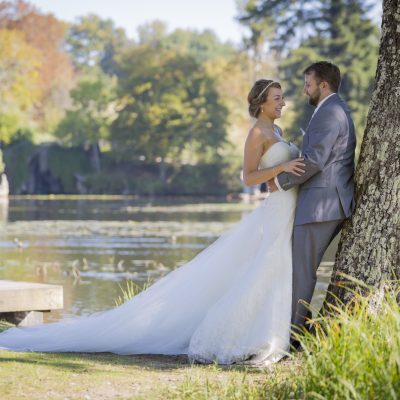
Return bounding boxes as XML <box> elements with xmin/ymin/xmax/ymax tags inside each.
<box><xmin>268</xmin><ymin>61</ymin><xmax>356</xmax><ymax>337</ymax></box>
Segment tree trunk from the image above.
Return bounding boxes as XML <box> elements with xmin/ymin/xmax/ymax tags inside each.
<box><xmin>325</xmin><ymin>0</ymin><xmax>400</xmax><ymax>305</ymax></box>
<box><xmin>89</xmin><ymin>142</ymin><xmax>101</xmax><ymax>172</ymax></box>
<box><xmin>159</xmin><ymin>158</ymin><xmax>167</xmax><ymax>183</ymax></box>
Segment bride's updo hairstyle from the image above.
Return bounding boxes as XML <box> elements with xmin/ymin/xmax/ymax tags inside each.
<box><xmin>248</xmin><ymin>79</ymin><xmax>281</xmax><ymax>118</ymax></box>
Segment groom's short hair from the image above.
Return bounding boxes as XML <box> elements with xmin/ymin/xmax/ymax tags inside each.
<box><xmin>304</xmin><ymin>62</ymin><xmax>341</xmax><ymax>92</ymax></box>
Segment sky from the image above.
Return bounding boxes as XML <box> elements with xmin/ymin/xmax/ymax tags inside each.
<box><xmin>28</xmin><ymin>0</ymin><xmax>247</xmax><ymax>44</ymax></box>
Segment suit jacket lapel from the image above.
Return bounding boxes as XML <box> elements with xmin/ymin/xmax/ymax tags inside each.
<box><xmin>302</xmin><ymin>94</ymin><xmax>339</xmax><ymax>152</ymax></box>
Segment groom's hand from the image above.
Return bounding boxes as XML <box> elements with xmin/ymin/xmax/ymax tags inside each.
<box><xmin>267</xmin><ymin>179</ymin><xmax>278</xmax><ymax>193</ymax></box>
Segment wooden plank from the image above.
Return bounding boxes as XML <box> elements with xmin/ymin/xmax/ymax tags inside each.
<box><xmin>0</xmin><ymin>280</ymin><xmax>63</xmax><ymax>312</ymax></box>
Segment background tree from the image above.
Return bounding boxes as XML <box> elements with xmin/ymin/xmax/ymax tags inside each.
<box><xmin>157</xmin><ymin>24</ymin><xmax>236</xmax><ymax>64</ymax></box>
<box><xmin>239</xmin><ymin>0</ymin><xmax>380</xmax><ymax>155</ymax></box>
<box><xmin>66</xmin><ymin>13</ymin><xmax>129</xmax><ymax>76</ymax></box>
<box><xmin>0</xmin><ymin>29</ymin><xmax>40</xmax><ymax>144</ymax></box>
<box><xmin>326</xmin><ymin>0</ymin><xmax>399</xmax><ymax>304</ymax></box>
<box><xmin>0</xmin><ymin>0</ymin><xmax>74</xmax><ymax>134</ymax></box>
<box><xmin>112</xmin><ymin>39</ymin><xmax>228</xmax><ymax>181</ymax></box>
<box><xmin>0</xmin><ymin>5</ymin><xmax>255</xmax><ymax>194</ymax></box>
<box><xmin>149</xmin><ymin>22</ymin><xmax>257</xmax><ymax>159</ymax></box>
<box><xmin>55</xmin><ymin>71</ymin><xmax>117</xmax><ymax>172</ymax></box>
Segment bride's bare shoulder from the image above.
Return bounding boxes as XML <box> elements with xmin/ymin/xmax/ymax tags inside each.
<box><xmin>248</xmin><ymin>125</ymin><xmax>262</xmax><ymax>137</ymax></box>
<box><xmin>246</xmin><ymin>126</ymin><xmax>267</xmax><ymax>144</ymax></box>
<box><xmin>244</xmin><ymin>127</ymin><xmax>262</xmax><ymax>149</ymax></box>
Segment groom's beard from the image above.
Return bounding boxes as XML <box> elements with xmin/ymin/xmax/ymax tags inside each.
<box><xmin>308</xmin><ymin>88</ymin><xmax>322</xmax><ymax>107</ymax></box>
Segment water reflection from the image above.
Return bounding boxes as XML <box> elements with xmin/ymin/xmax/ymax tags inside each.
<box><xmin>0</xmin><ymin>197</ymin><xmax>338</xmax><ymax>321</ymax></box>
<box><xmin>0</xmin><ymin>197</ymin><xmax>8</xmax><ymax>223</ymax></box>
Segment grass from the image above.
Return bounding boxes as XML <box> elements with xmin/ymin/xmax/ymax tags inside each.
<box><xmin>114</xmin><ymin>279</ymin><xmax>153</xmax><ymax>307</ymax></box>
<box><xmin>0</xmin><ymin>350</ymin><xmax>188</xmax><ymax>399</ymax></box>
<box><xmin>165</xmin><ymin>281</ymin><xmax>400</xmax><ymax>399</ymax></box>
<box><xmin>0</xmin><ymin>348</ymin><xmax>299</xmax><ymax>399</ymax></box>
<box><xmin>291</xmin><ymin>282</ymin><xmax>400</xmax><ymax>399</ymax></box>
<box><xmin>1</xmin><ymin>282</ymin><xmax>399</xmax><ymax>399</ymax></box>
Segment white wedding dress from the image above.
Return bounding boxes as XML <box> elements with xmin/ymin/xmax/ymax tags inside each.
<box><xmin>0</xmin><ymin>140</ymin><xmax>298</xmax><ymax>366</ymax></box>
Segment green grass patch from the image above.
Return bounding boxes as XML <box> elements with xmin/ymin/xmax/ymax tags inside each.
<box><xmin>0</xmin><ymin>350</ymin><xmax>287</xmax><ymax>399</ymax></box>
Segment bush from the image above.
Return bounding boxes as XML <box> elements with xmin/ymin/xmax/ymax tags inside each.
<box><xmin>3</xmin><ymin>140</ymin><xmax>35</xmax><ymax>192</ymax></box>
<box><xmin>47</xmin><ymin>145</ymin><xmax>91</xmax><ymax>192</ymax></box>
<box><xmin>166</xmin><ymin>162</ymin><xmax>242</xmax><ymax>196</ymax></box>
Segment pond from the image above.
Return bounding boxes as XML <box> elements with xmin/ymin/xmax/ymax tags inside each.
<box><xmin>0</xmin><ymin>196</ymin><xmax>338</xmax><ymax>321</ymax></box>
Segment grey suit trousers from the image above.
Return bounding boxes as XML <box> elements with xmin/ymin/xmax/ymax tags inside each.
<box><xmin>291</xmin><ymin>219</ymin><xmax>343</xmax><ymax>333</ymax></box>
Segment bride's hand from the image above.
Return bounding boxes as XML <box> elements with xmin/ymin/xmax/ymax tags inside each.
<box><xmin>281</xmin><ymin>158</ymin><xmax>306</xmax><ymax>176</ymax></box>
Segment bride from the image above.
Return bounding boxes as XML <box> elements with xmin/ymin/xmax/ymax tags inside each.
<box><xmin>0</xmin><ymin>79</ymin><xmax>305</xmax><ymax>366</ymax></box>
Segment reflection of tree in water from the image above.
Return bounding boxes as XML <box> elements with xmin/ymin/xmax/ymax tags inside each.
<box><xmin>0</xmin><ymin>197</ymin><xmax>8</xmax><ymax>223</ymax></box>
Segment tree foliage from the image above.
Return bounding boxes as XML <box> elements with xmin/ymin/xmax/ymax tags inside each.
<box><xmin>239</xmin><ymin>0</ymin><xmax>379</xmax><ymax>153</ymax></box>
<box><xmin>0</xmin><ymin>28</ymin><xmax>40</xmax><ymax>144</ymax></box>
<box><xmin>66</xmin><ymin>13</ymin><xmax>129</xmax><ymax>76</ymax></box>
<box><xmin>0</xmin><ymin>0</ymin><xmax>74</xmax><ymax>133</ymax></box>
<box><xmin>1</xmin><ymin>0</ymin><xmax>382</xmax><ymax>195</ymax></box>
<box><xmin>112</xmin><ymin>42</ymin><xmax>228</xmax><ymax>165</ymax></box>
<box><xmin>55</xmin><ymin>71</ymin><xmax>117</xmax><ymax>147</ymax></box>
<box><xmin>132</xmin><ymin>22</ymin><xmax>252</xmax><ymax>156</ymax></box>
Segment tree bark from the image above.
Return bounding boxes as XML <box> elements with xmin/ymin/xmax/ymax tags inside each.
<box><xmin>325</xmin><ymin>0</ymin><xmax>400</xmax><ymax>305</ymax></box>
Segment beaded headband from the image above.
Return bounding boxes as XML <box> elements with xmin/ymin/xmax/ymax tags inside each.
<box><xmin>256</xmin><ymin>81</ymin><xmax>277</xmax><ymax>99</ymax></box>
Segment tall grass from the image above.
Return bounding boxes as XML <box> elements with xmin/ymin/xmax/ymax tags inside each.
<box><xmin>294</xmin><ymin>282</ymin><xmax>400</xmax><ymax>399</ymax></box>
<box><xmin>114</xmin><ymin>278</ymin><xmax>153</xmax><ymax>306</ymax></box>
<box><xmin>166</xmin><ymin>281</ymin><xmax>400</xmax><ymax>399</ymax></box>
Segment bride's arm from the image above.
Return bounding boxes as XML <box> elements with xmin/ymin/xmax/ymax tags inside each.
<box><xmin>242</xmin><ymin>128</ymin><xmax>305</xmax><ymax>187</ymax></box>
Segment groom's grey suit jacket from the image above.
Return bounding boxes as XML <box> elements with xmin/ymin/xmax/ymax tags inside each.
<box><xmin>277</xmin><ymin>94</ymin><xmax>356</xmax><ymax>226</ymax></box>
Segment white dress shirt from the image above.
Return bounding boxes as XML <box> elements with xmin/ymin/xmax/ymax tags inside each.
<box><xmin>273</xmin><ymin>92</ymin><xmax>336</xmax><ymax>192</ymax></box>
<box><xmin>309</xmin><ymin>92</ymin><xmax>336</xmax><ymax>121</ymax></box>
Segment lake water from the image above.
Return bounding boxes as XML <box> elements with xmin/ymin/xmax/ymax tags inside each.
<box><xmin>0</xmin><ymin>196</ymin><xmax>338</xmax><ymax>321</ymax></box>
